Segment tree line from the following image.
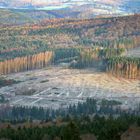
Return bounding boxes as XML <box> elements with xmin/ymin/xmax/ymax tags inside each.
<box><xmin>0</xmin><ymin>105</ymin><xmax>140</xmax><ymax>140</ymax></box>
<box><xmin>106</xmin><ymin>57</ymin><xmax>140</xmax><ymax>79</ymax></box>
<box><xmin>0</xmin><ymin>51</ymin><xmax>53</xmax><ymax>74</ymax></box>
<box><xmin>0</xmin><ymin>98</ymin><xmax>140</xmax><ymax>122</ymax></box>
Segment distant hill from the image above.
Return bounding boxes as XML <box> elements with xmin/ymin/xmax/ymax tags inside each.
<box><xmin>1</xmin><ymin>4</ymin><xmax>140</xmax><ymax>26</ymax></box>
<box><xmin>0</xmin><ymin>0</ymin><xmax>140</xmax><ymax>20</ymax></box>
<box><xmin>0</xmin><ymin>8</ymin><xmax>91</xmax><ymax>25</ymax></box>
<box><xmin>0</xmin><ymin>9</ymin><xmax>58</xmax><ymax>25</ymax></box>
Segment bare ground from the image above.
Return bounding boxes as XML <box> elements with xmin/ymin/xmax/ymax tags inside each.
<box><xmin>0</xmin><ymin>66</ymin><xmax>140</xmax><ymax>110</ymax></box>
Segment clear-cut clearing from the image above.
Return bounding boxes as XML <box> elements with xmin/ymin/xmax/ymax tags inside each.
<box><xmin>0</xmin><ymin>66</ymin><xmax>139</xmax><ymax>109</ymax></box>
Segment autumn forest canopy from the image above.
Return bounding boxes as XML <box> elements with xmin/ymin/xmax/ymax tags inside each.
<box><xmin>0</xmin><ymin>14</ymin><xmax>140</xmax><ymax>79</ymax></box>
<box><xmin>0</xmin><ymin>4</ymin><xmax>140</xmax><ymax>140</ymax></box>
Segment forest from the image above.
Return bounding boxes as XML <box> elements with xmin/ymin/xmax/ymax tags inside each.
<box><xmin>0</xmin><ymin>98</ymin><xmax>139</xmax><ymax>123</ymax></box>
<box><xmin>0</xmin><ymin>51</ymin><xmax>53</xmax><ymax>74</ymax></box>
<box><xmin>106</xmin><ymin>57</ymin><xmax>140</xmax><ymax>79</ymax></box>
<box><xmin>0</xmin><ymin>115</ymin><xmax>140</xmax><ymax>140</ymax></box>
<box><xmin>0</xmin><ymin>14</ymin><xmax>140</xmax><ymax>77</ymax></box>
<box><xmin>0</xmin><ymin>99</ymin><xmax>140</xmax><ymax>140</ymax></box>
<box><xmin>0</xmin><ymin>47</ymin><xmax>139</xmax><ymax>79</ymax></box>
<box><xmin>0</xmin><ymin>7</ymin><xmax>140</xmax><ymax>140</ymax></box>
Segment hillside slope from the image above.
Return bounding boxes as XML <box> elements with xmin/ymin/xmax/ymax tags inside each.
<box><xmin>0</xmin><ymin>14</ymin><xmax>140</xmax><ymax>60</ymax></box>
<box><xmin>0</xmin><ymin>0</ymin><xmax>140</xmax><ymax>14</ymax></box>
<box><xmin>0</xmin><ymin>14</ymin><xmax>140</xmax><ymax>78</ymax></box>
<box><xmin>0</xmin><ymin>9</ymin><xmax>57</xmax><ymax>25</ymax></box>
<box><xmin>0</xmin><ymin>0</ymin><xmax>140</xmax><ymax>25</ymax></box>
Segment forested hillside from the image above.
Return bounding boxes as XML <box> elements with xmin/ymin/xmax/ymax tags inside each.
<box><xmin>0</xmin><ymin>98</ymin><xmax>140</xmax><ymax>140</ymax></box>
<box><xmin>0</xmin><ymin>14</ymin><xmax>140</xmax><ymax>78</ymax></box>
<box><xmin>0</xmin><ymin>9</ymin><xmax>56</xmax><ymax>25</ymax></box>
<box><xmin>1</xmin><ymin>14</ymin><xmax>140</xmax><ymax>57</ymax></box>
<box><xmin>0</xmin><ymin>9</ymin><xmax>140</xmax><ymax>140</ymax></box>
<box><xmin>0</xmin><ymin>51</ymin><xmax>53</xmax><ymax>74</ymax></box>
